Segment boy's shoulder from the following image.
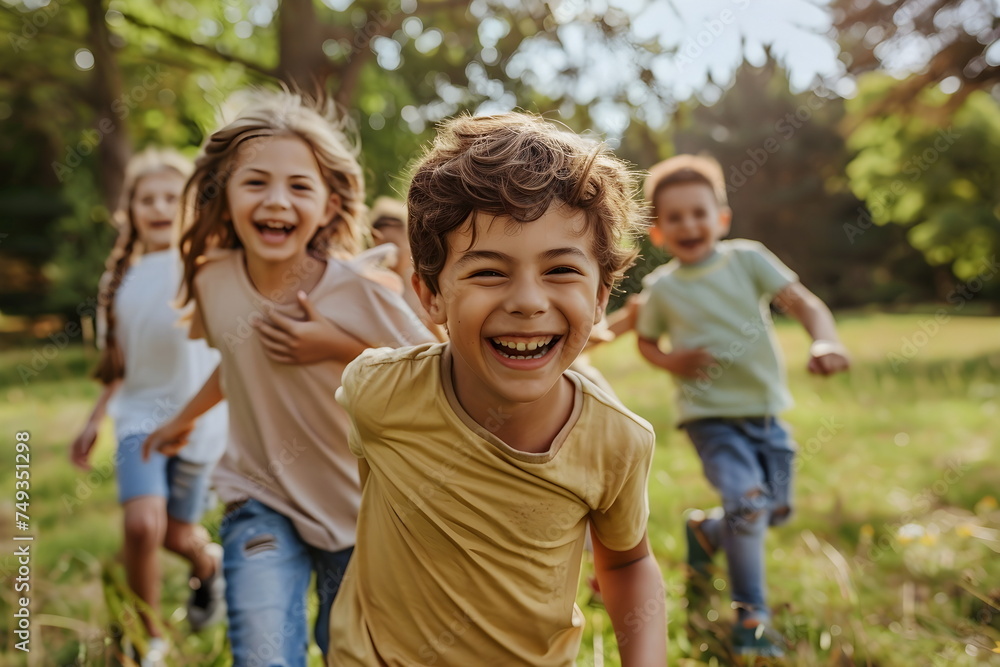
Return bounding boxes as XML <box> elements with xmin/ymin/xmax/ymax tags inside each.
<box><xmin>642</xmin><ymin>238</ymin><xmax>773</xmax><ymax>290</ymax></box>
<box><xmin>721</xmin><ymin>238</ymin><xmax>774</xmax><ymax>257</ymax></box>
<box><xmin>570</xmin><ymin>370</ymin><xmax>655</xmax><ymax>442</ymax></box>
<box><xmin>342</xmin><ymin>342</ymin><xmax>443</xmax><ymax>392</ymax></box>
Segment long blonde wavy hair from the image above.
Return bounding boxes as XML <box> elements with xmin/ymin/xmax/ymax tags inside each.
<box><xmin>177</xmin><ymin>88</ymin><xmax>366</xmax><ymax>307</ymax></box>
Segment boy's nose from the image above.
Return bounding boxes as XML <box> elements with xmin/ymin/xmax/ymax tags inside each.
<box><xmin>505</xmin><ymin>276</ymin><xmax>548</xmax><ymax>317</ymax></box>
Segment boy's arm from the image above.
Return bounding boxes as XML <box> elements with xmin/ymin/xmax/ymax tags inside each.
<box><xmin>605</xmin><ymin>294</ymin><xmax>645</xmax><ymax>339</ymax></box>
<box><xmin>637</xmin><ymin>336</ymin><xmax>714</xmax><ymax>379</ymax></box>
<box><xmin>772</xmin><ymin>282</ymin><xmax>850</xmax><ymax>376</ymax></box>
<box><xmin>256</xmin><ymin>291</ymin><xmax>369</xmax><ymax>365</ymax></box>
<box><xmin>592</xmin><ymin>529</ymin><xmax>667</xmax><ymax>666</ymax></box>
<box><xmin>142</xmin><ymin>365</ymin><xmax>223</xmax><ymax>460</ymax></box>
<box><xmin>69</xmin><ymin>379</ymin><xmax>121</xmax><ymax>470</ymax></box>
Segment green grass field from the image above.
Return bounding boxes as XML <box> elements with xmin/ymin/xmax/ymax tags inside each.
<box><xmin>2</xmin><ymin>313</ymin><xmax>999</xmax><ymax>665</ymax></box>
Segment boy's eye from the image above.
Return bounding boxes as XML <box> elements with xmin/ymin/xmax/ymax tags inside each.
<box><xmin>292</xmin><ymin>183</ymin><xmax>312</xmax><ymax>191</ymax></box>
<box><xmin>471</xmin><ymin>270</ymin><xmax>504</xmax><ymax>278</ymax></box>
<box><xmin>547</xmin><ymin>266</ymin><xmax>581</xmax><ymax>275</ymax></box>
<box><xmin>245</xmin><ymin>179</ymin><xmax>265</xmax><ymax>186</ymax></box>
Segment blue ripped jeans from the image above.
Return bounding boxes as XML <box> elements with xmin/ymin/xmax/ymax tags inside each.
<box><xmin>220</xmin><ymin>499</ymin><xmax>353</xmax><ymax>667</ymax></box>
<box><xmin>684</xmin><ymin>417</ymin><xmax>796</xmax><ymax>623</ymax></box>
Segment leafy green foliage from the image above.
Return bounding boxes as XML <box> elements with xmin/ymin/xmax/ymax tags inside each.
<box><xmin>846</xmin><ymin>74</ymin><xmax>1000</xmax><ymax>299</ymax></box>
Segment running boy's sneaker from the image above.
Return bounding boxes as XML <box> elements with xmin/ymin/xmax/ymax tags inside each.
<box><xmin>731</xmin><ymin>620</ymin><xmax>786</xmax><ymax>658</ymax></box>
<box><xmin>187</xmin><ymin>543</ymin><xmax>226</xmax><ymax>631</ymax></box>
<box><xmin>685</xmin><ymin>510</ymin><xmax>717</xmax><ymax>580</ymax></box>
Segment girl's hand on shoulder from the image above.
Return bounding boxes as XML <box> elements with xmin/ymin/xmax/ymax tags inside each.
<box><xmin>808</xmin><ymin>340</ymin><xmax>850</xmax><ymax>376</ymax></box>
<box><xmin>69</xmin><ymin>422</ymin><xmax>99</xmax><ymax>471</ymax></box>
<box><xmin>143</xmin><ymin>419</ymin><xmax>194</xmax><ymax>461</ymax></box>
<box><xmin>667</xmin><ymin>347</ymin><xmax>715</xmax><ymax>378</ymax></box>
<box><xmin>256</xmin><ymin>291</ymin><xmax>367</xmax><ymax>365</ymax></box>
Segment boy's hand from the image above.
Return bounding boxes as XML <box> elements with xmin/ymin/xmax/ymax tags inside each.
<box><xmin>255</xmin><ymin>291</ymin><xmax>363</xmax><ymax>365</ymax></box>
<box><xmin>808</xmin><ymin>340</ymin><xmax>850</xmax><ymax>376</ymax></box>
<box><xmin>69</xmin><ymin>422</ymin><xmax>99</xmax><ymax>471</ymax></box>
<box><xmin>143</xmin><ymin>418</ymin><xmax>195</xmax><ymax>460</ymax></box>
<box><xmin>667</xmin><ymin>347</ymin><xmax>715</xmax><ymax>378</ymax></box>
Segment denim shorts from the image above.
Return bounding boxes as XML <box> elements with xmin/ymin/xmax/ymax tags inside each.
<box><xmin>683</xmin><ymin>416</ymin><xmax>796</xmax><ymax>526</ymax></box>
<box><xmin>116</xmin><ymin>433</ymin><xmax>215</xmax><ymax>524</ymax></box>
<box><xmin>219</xmin><ymin>498</ymin><xmax>353</xmax><ymax>666</ymax></box>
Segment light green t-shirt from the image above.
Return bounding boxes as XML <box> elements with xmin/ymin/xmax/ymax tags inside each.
<box><xmin>636</xmin><ymin>239</ymin><xmax>798</xmax><ymax>424</ymax></box>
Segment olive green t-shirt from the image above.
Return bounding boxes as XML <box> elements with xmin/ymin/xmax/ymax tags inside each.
<box><xmin>329</xmin><ymin>343</ymin><xmax>654</xmax><ymax>666</ymax></box>
<box><xmin>636</xmin><ymin>239</ymin><xmax>798</xmax><ymax>424</ymax></box>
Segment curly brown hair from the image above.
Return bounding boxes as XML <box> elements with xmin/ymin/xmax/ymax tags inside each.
<box><xmin>178</xmin><ymin>88</ymin><xmax>365</xmax><ymax>307</ymax></box>
<box><xmin>644</xmin><ymin>153</ymin><xmax>728</xmax><ymax>217</ymax></box>
<box><xmin>407</xmin><ymin>113</ymin><xmax>645</xmax><ymax>295</ymax></box>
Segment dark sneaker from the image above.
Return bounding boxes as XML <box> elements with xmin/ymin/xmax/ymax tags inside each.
<box><xmin>732</xmin><ymin>620</ymin><xmax>786</xmax><ymax>658</ymax></box>
<box><xmin>685</xmin><ymin>510</ymin><xmax>717</xmax><ymax>580</ymax></box>
<box><xmin>187</xmin><ymin>543</ymin><xmax>226</xmax><ymax>631</ymax></box>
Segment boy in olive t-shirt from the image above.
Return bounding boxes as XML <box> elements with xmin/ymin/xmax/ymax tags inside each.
<box><xmin>328</xmin><ymin>113</ymin><xmax>667</xmax><ymax>666</ymax></box>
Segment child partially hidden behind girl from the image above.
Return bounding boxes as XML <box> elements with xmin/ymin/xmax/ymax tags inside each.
<box><xmin>143</xmin><ymin>90</ymin><xmax>434</xmax><ymax>665</ymax></box>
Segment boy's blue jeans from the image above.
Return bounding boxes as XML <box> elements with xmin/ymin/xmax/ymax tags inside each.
<box><xmin>220</xmin><ymin>498</ymin><xmax>353</xmax><ymax>666</ymax></box>
<box><xmin>683</xmin><ymin>416</ymin><xmax>796</xmax><ymax>623</ymax></box>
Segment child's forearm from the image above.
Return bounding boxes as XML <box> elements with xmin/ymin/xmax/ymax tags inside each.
<box><xmin>598</xmin><ymin>555</ymin><xmax>667</xmax><ymax>665</ymax></box>
<box><xmin>88</xmin><ymin>379</ymin><xmax>122</xmax><ymax>424</ymax></box>
<box><xmin>174</xmin><ymin>365</ymin><xmax>223</xmax><ymax>424</ymax></box>
<box><xmin>637</xmin><ymin>337</ymin><xmax>675</xmax><ymax>373</ymax></box>
<box><xmin>775</xmin><ymin>283</ymin><xmax>841</xmax><ymax>343</ymax></box>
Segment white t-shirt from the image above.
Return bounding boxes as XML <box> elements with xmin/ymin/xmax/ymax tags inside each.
<box><xmin>104</xmin><ymin>250</ymin><xmax>227</xmax><ymax>464</ymax></box>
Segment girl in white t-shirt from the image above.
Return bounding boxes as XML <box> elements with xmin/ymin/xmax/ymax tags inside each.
<box><xmin>142</xmin><ymin>90</ymin><xmax>433</xmax><ymax>665</ymax></box>
<box><xmin>69</xmin><ymin>148</ymin><xmax>229</xmax><ymax>662</ymax></box>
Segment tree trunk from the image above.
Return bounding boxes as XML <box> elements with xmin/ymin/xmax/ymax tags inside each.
<box><xmin>82</xmin><ymin>0</ymin><xmax>130</xmax><ymax>213</ymax></box>
<box><xmin>277</xmin><ymin>0</ymin><xmax>334</xmax><ymax>94</ymax></box>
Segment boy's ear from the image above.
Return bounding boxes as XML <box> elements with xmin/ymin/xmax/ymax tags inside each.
<box><xmin>649</xmin><ymin>225</ymin><xmax>664</xmax><ymax>247</ymax></box>
<box><xmin>717</xmin><ymin>206</ymin><xmax>732</xmax><ymax>237</ymax></box>
<box><xmin>412</xmin><ymin>273</ymin><xmax>448</xmax><ymax>325</ymax></box>
<box><xmin>594</xmin><ymin>284</ymin><xmax>611</xmax><ymax>325</ymax></box>
<box><xmin>323</xmin><ymin>192</ymin><xmax>342</xmax><ymax>227</ymax></box>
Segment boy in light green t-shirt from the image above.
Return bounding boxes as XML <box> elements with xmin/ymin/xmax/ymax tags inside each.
<box><xmin>636</xmin><ymin>153</ymin><xmax>850</xmax><ymax>658</ymax></box>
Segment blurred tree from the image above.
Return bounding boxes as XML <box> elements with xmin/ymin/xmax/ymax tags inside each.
<box><xmin>621</xmin><ymin>59</ymin><xmax>938</xmax><ymax>309</ymax></box>
<box><xmin>834</xmin><ymin>0</ymin><xmax>1000</xmax><ymax>116</ymax></box>
<box><xmin>845</xmin><ymin>73</ymin><xmax>1000</xmax><ymax>304</ymax></box>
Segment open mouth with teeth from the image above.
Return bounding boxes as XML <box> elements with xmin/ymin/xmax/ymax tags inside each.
<box><xmin>489</xmin><ymin>335</ymin><xmax>562</xmax><ymax>360</ymax></box>
<box><xmin>677</xmin><ymin>237</ymin><xmax>706</xmax><ymax>249</ymax></box>
<box><xmin>254</xmin><ymin>220</ymin><xmax>296</xmax><ymax>244</ymax></box>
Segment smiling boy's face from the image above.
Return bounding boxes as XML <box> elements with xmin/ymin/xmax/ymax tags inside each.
<box><xmin>415</xmin><ymin>203</ymin><xmax>608</xmax><ymax>415</ymax></box>
<box><xmin>651</xmin><ymin>181</ymin><xmax>731</xmax><ymax>265</ymax></box>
